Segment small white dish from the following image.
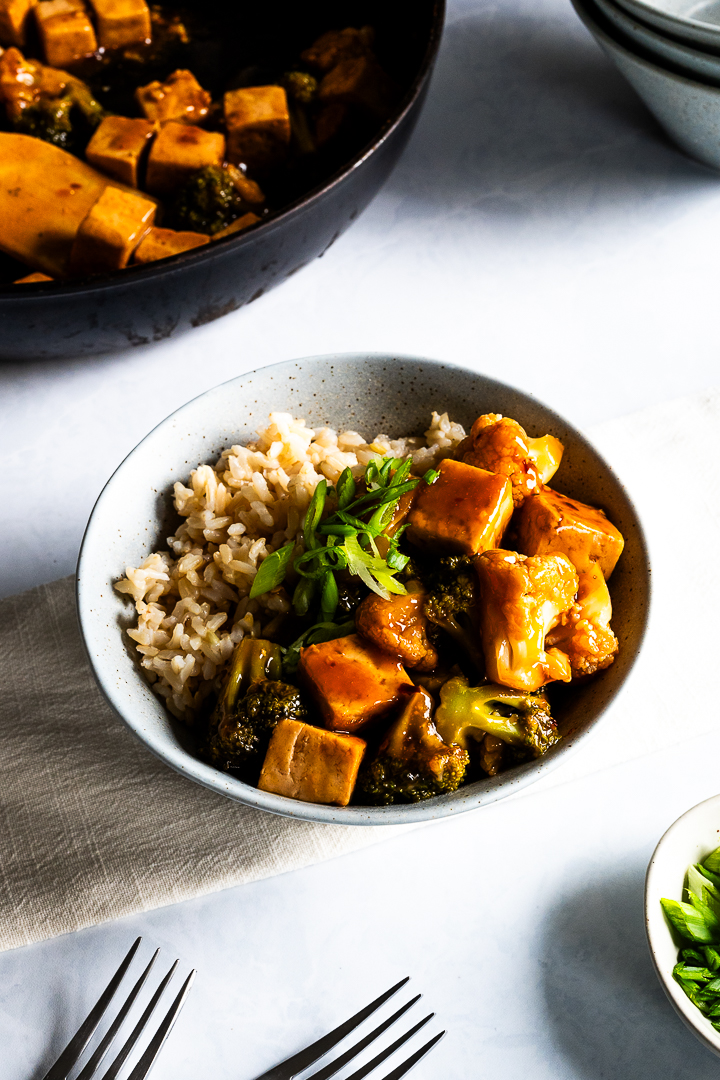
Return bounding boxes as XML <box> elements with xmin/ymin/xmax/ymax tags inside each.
<box><xmin>645</xmin><ymin>793</ymin><xmax>720</xmax><ymax>1057</ymax></box>
<box><xmin>616</xmin><ymin>0</ymin><xmax>720</xmax><ymax>52</ymax></box>
<box><xmin>572</xmin><ymin>0</ymin><xmax>720</xmax><ymax>170</ymax></box>
<box><xmin>595</xmin><ymin>0</ymin><xmax>720</xmax><ymax>85</ymax></box>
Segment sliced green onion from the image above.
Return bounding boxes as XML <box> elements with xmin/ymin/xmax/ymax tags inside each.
<box><xmin>249</xmin><ymin>541</ymin><xmax>295</xmax><ymax>598</ymax></box>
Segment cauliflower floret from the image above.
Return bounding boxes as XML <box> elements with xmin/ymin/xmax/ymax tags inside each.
<box><xmin>456</xmin><ymin>414</ymin><xmax>564</xmax><ymax>507</ymax></box>
<box><xmin>475</xmin><ymin>549</ymin><xmax>578</xmax><ymax>691</ymax></box>
<box><xmin>547</xmin><ymin>561</ymin><xmax>618</xmax><ymax>677</ymax></box>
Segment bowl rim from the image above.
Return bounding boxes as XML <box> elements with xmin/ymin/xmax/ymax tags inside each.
<box><xmin>645</xmin><ymin>793</ymin><xmax>720</xmax><ymax>1057</ymax></box>
<box><xmin>594</xmin><ymin>0</ymin><xmax>720</xmax><ymax>74</ymax></box>
<box><xmin>0</xmin><ymin>1</ymin><xmax>445</xmax><ymax>299</ymax></box>
<box><xmin>76</xmin><ymin>351</ymin><xmax>651</xmax><ymax>825</ymax></box>
<box><xmin>572</xmin><ymin>0</ymin><xmax>720</xmax><ymax>90</ymax></box>
<box><xmin>616</xmin><ymin>0</ymin><xmax>720</xmax><ymax>44</ymax></box>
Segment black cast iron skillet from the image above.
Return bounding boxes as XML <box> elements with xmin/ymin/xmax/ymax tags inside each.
<box><xmin>0</xmin><ymin>0</ymin><xmax>445</xmax><ymax>361</ymax></box>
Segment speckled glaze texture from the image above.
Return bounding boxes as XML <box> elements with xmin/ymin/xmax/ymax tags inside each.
<box><xmin>572</xmin><ymin>0</ymin><xmax>720</xmax><ymax>171</ymax></box>
<box><xmin>646</xmin><ymin>794</ymin><xmax>720</xmax><ymax>1058</ymax></box>
<box><xmin>77</xmin><ymin>353</ymin><xmax>651</xmax><ymax>825</ymax></box>
<box><xmin>593</xmin><ymin>0</ymin><xmax>720</xmax><ymax>84</ymax></box>
<box><xmin>615</xmin><ymin>0</ymin><xmax>720</xmax><ymax>52</ymax></box>
<box><xmin>0</xmin><ymin>2</ymin><xmax>444</xmax><ymax>362</ymax></box>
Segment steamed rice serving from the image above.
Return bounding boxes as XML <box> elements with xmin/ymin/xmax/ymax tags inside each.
<box><xmin>116</xmin><ymin>411</ymin><xmax>465</xmax><ymax>721</ymax></box>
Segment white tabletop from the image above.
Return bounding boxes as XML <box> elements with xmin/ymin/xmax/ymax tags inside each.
<box><xmin>2</xmin><ymin>0</ymin><xmax>719</xmax><ymax>1074</ymax></box>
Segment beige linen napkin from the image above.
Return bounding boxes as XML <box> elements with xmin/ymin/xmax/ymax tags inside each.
<box><xmin>1</xmin><ymin>388</ymin><xmax>719</xmax><ymax>953</ymax></box>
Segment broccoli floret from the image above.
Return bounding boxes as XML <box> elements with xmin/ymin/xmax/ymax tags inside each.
<box><xmin>169</xmin><ymin>165</ymin><xmax>249</xmax><ymax>235</ymax></box>
<box><xmin>12</xmin><ymin>97</ymin><xmax>74</xmax><ymax>149</ymax></box>
<box><xmin>435</xmin><ymin>675</ymin><xmax>560</xmax><ymax>758</ymax></box>
<box><xmin>207</xmin><ymin>680</ymin><xmax>308</xmax><ymax>779</ymax></box>
<box><xmin>282</xmin><ymin>70</ymin><xmax>318</xmax><ymax>104</ymax></box>
<box><xmin>421</xmin><ymin>555</ymin><xmax>484</xmax><ymax>672</ymax></box>
<box><xmin>357</xmin><ymin>688</ymin><xmax>469</xmax><ymax>805</ymax></box>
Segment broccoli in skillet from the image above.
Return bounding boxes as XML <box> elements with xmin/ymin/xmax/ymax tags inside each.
<box><xmin>169</xmin><ymin>165</ymin><xmax>262</xmax><ymax>235</ymax></box>
<box><xmin>204</xmin><ymin>637</ymin><xmax>308</xmax><ymax>780</ymax></box>
<box><xmin>357</xmin><ymin>688</ymin><xmax>469</xmax><ymax>805</ymax></box>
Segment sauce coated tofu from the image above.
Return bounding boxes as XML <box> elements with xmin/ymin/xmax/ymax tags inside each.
<box><xmin>133</xmin><ymin>225</ymin><xmax>208</xmax><ymax>263</ymax></box>
<box><xmin>88</xmin><ymin>0</ymin><xmax>149</xmax><ymax>49</ymax></box>
<box><xmin>211</xmin><ymin>212</ymin><xmax>260</xmax><ymax>240</ymax></box>
<box><xmin>136</xmin><ymin>68</ymin><xmax>210</xmax><ymax>125</ymax></box>
<box><xmin>35</xmin><ymin>0</ymin><xmax>97</xmax><ymax>67</ymax></box>
<box><xmin>258</xmin><ymin>719</ymin><xmax>366</xmax><ymax>806</ymax></box>
<box><xmin>14</xmin><ymin>271</ymin><xmax>53</xmax><ymax>282</ymax></box>
<box><xmin>317</xmin><ymin>54</ymin><xmax>392</xmax><ymax>117</ymax></box>
<box><xmin>407</xmin><ymin>458</ymin><xmax>514</xmax><ymax>556</ymax></box>
<box><xmin>515</xmin><ymin>488</ymin><xmax>624</xmax><ymax>579</ymax></box>
<box><xmin>85</xmin><ymin>115</ymin><xmax>156</xmax><ymax>187</ymax></box>
<box><xmin>224</xmin><ymin>85</ymin><xmax>290</xmax><ymax>170</ymax></box>
<box><xmin>0</xmin><ymin>0</ymin><xmax>36</xmax><ymax>46</ymax></box>
<box><xmin>298</xmin><ymin>633</ymin><xmax>413</xmax><ymax>733</ymax></box>
<box><xmin>145</xmin><ymin>120</ymin><xmax>224</xmax><ymax>193</ymax></box>
<box><xmin>355</xmin><ymin>592</ymin><xmax>438</xmax><ymax>672</ymax></box>
<box><xmin>69</xmin><ymin>185</ymin><xmax>155</xmax><ymax>274</ymax></box>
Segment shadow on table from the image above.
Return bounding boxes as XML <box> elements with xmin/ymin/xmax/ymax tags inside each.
<box><xmin>386</xmin><ymin>6</ymin><xmax>717</xmax><ymax>217</ymax></box>
<box><xmin>540</xmin><ymin>863</ymin><xmax>718</xmax><ymax>1079</ymax></box>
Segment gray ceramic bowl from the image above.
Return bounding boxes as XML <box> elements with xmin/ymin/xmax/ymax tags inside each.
<box><xmin>77</xmin><ymin>353</ymin><xmax>650</xmax><ymax>825</ymax></box>
<box><xmin>572</xmin><ymin>0</ymin><xmax>720</xmax><ymax>170</ymax></box>
<box><xmin>616</xmin><ymin>0</ymin><xmax>720</xmax><ymax>53</ymax></box>
<box><xmin>594</xmin><ymin>0</ymin><xmax>720</xmax><ymax>84</ymax></box>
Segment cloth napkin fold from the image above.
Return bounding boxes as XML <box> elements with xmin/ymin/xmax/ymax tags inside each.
<box><xmin>1</xmin><ymin>388</ymin><xmax>719</xmax><ymax>953</ymax></box>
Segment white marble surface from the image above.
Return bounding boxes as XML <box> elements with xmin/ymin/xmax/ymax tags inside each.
<box><xmin>2</xmin><ymin>0</ymin><xmax>720</xmax><ymax>1073</ymax></box>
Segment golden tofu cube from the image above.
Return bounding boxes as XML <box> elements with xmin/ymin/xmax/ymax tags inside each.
<box><xmin>69</xmin><ymin>185</ymin><xmax>156</xmax><ymax>274</ymax></box>
<box><xmin>145</xmin><ymin>120</ymin><xmax>224</xmax><ymax>193</ymax></box>
<box><xmin>317</xmin><ymin>54</ymin><xmax>393</xmax><ymax>117</ymax></box>
<box><xmin>224</xmin><ymin>85</ymin><xmax>290</xmax><ymax>170</ymax></box>
<box><xmin>515</xmin><ymin>488</ymin><xmax>625</xmax><ymax>580</ymax></box>
<box><xmin>14</xmin><ymin>271</ymin><xmax>53</xmax><ymax>282</ymax></box>
<box><xmin>136</xmin><ymin>68</ymin><xmax>211</xmax><ymax>125</ymax></box>
<box><xmin>0</xmin><ymin>0</ymin><xmax>36</xmax><ymax>46</ymax></box>
<box><xmin>35</xmin><ymin>0</ymin><xmax>97</xmax><ymax>68</ymax></box>
<box><xmin>88</xmin><ymin>0</ymin><xmax>149</xmax><ymax>48</ymax></box>
<box><xmin>211</xmin><ymin>212</ymin><xmax>260</xmax><ymax>240</ymax></box>
<box><xmin>407</xmin><ymin>458</ymin><xmax>514</xmax><ymax>556</ymax></box>
<box><xmin>299</xmin><ymin>633</ymin><xmax>413</xmax><ymax>733</ymax></box>
<box><xmin>85</xmin><ymin>115</ymin><xmax>155</xmax><ymax>187</ymax></box>
<box><xmin>258</xmin><ymin>719</ymin><xmax>366</xmax><ymax>806</ymax></box>
<box><xmin>133</xmin><ymin>225</ymin><xmax>208</xmax><ymax>263</ymax></box>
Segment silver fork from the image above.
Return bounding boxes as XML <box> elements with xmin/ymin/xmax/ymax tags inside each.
<box><xmin>40</xmin><ymin>938</ymin><xmax>195</xmax><ymax>1080</ymax></box>
<box><xmin>253</xmin><ymin>977</ymin><xmax>445</xmax><ymax>1080</ymax></box>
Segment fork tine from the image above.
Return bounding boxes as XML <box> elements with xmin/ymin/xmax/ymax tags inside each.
<box><xmin>123</xmin><ymin>969</ymin><xmax>196</xmax><ymax>1080</ymax></box>
<box><xmin>374</xmin><ymin>1031</ymin><xmax>445</xmax><ymax>1080</ymax></box>
<box><xmin>306</xmin><ymin>996</ymin><xmax>422</xmax><ymax>1080</ymax></box>
<box><xmin>75</xmin><ymin>950</ymin><xmax>160</xmax><ymax>1080</ymax></box>
<box><xmin>41</xmin><ymin>938</ymin><xmax>142</xmax><ymax>1080</ymax></box>
<box><xmin>98</xmin><ymin>961</ymin><xmax>178</xmax><ymax>1080</ymax></box>
<box><xmin>251</xmin><ymin>977</ymin><xmax>410</xmax><ymax>1080</ymax></box>
<box><xmin>324</xmin><ymin>1014</ymin><xmax>435</xmax><ymax>1080</ymax></box>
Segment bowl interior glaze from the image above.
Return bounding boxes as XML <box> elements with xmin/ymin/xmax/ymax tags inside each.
<box><xmin>77</xmin><ymin>354</ymin><xmax>651</xmax><ymax>824</ymax></box>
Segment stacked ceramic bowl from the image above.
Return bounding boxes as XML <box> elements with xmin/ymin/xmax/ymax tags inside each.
<box><xmin>571</xmin><ymin>0</ymin><xmax>720</xmax><ymax>167</ymax></box>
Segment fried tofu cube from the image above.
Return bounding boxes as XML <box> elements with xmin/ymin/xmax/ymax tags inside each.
<box><xmin>85</xmin><ymin>115</ymin><xmax>155</xmax><ymax>187</ymax></box>
<box><xmin>317</xmin><ymin>54</ymin><xmax>393</xmax><ymax>117</ymax></box>
<box><xmin>136</xmin><ymin>68</ymin><xmax>211</xmax><ymax>125</ymax></box>
<box><xmin>211</xmin><ymin>211</ymin><xmax>260</xmax><ymax>240</ymax></box>
<box><xmin>300</xmin><ymin>26</ymin><xmax>375</xmax><ymax>72</ymax></box>
<box><xmin>69</xmin><ymin>185</ymin><xmax>155</xmax><ymax>274</ymax></box>
<box><xmin>145</xmin><ymin>121</ymin><xmax>224</xmax><ymax>193</ymax></box>
<box><xmin>515</xmin><ymin>488</ymin><xmax>625</xmax><ymax>580</ymax></box>
<box><xmin>298</xmin><ymin>633</ymin><xmax>413</xmax><ymax>733</ymax></box>
<box><xmin>35</xmin><ymin>0</ymin><xmax>97</xmax><ymax>68</ymax></box>
<box><xmin>258</xmin><ymin>719</ymin><xmax>366</xmax><ymax>806</ymax></box>
<box><xmin>14</xmin><ymin>271</ymin><xmax>53</xmax><ymax>282</ymax></box>
<box><xmin>132</xmin><ymin>225</ymin><xmax>208</xmax><ymax>263</ymax></box>
<box><xmin>87</xmin><ymin>0</ymin><xmax>149</xmax><ymax>49</ymax></box>
<box><xmin>355</xmin><ymin>592</ymin><xmax>438</xmax><ymax>672</ymax></box>
<box><xmin>224</xmin><ymin>85</ymin><xmax>290</xmax><ymax>170</ymax></box>
<box><xmin>0</xmin><ymin>0</ymin><xmax>36</xmax><ymax>46</ymax></box>
<box><xmin>407</xmin><ymin>458</ymin><xmax>514</xmax><ymax>556</ymax></box>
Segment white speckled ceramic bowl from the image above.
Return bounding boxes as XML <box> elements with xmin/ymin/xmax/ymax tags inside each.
<box><xmin>572</xmin><ymin>0</ymin><xmax>720</xmax><ymax>170</ymax></box>
<box><xmin>594</xmin><ymin>0</ymin><xmax>720</xmax><ymax>85</ymax></box>
<box><xmin>646</xmin><ymin>794</ymin><xmax>720</xmax><ymax>1057</ymax></box>
<box><xmin>77</xmin><ymin>353</ymin><xmax>650</xmax><ymax>825</ymax></box>
<box><xmin>616</xmin><ymin>0</ymin><xmax>720</xmax><ymax>53</ymax></box>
